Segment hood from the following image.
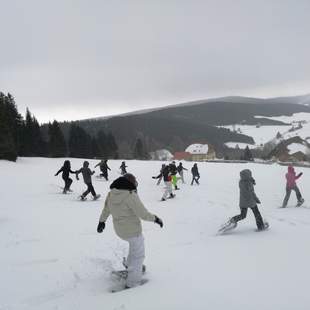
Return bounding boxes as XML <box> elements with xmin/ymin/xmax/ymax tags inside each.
<box><xmin>240</xmin><ymin>169</ymin><xmax>255</xmax><ymax>184</ymax></box>
<box><xmin>110</xmin><ymin>177</ymin><xmax>137</xmax><ymax>191</ymax></box>
<box><xmin>288</xmin><ymin>166</ymin><xmax>295</xmax><ymax>173</ymax></box>
<box><xmin>83</xmin><ymin>161</ymin><xmax>89</xmax><ymax>168</ymax></box>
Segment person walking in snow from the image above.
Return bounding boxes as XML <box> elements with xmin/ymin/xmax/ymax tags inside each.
<box><xmin>95</xmin><ymin>159</ymin><xmax>111</xmax><ymax>181</ymax></box>
<box><xmin>191</xmin><ymin>163</ymin><xmax>200</xmax><ymax>185</ymax></box>
<box><xmin>153</xmin><ymin>165</ymin><xmax>175</xmax><ymax>201</ymax></box>
<box><xmin>120</xmin><ymin>161</ymin><xmax>128</xmax><ymax>175</ymax></box>
<box><xmin>281</xmin><ymin>165</ymin><xmax>304</xmax><ymax>208</ymax></box>
<box><xmin>54</xmin><ymin>160</ymin><xmax>76</xmax><ymax>194</ymax></box>
<box><xmin>169</xmin><ymin>161</ymin><xmax>180</xmax><ymax>190</ymax></box>
<box><xmin>97</xmin><ymin>173</ymin><xmax>163</xmax><ymax>289</ymax></box>
<box><xmin>76</xmin><ymin>161</ymin><xmax>100</xmax><ymax>200</ymax></box>
<box><xmin>177</xmin><ymin>162</ymin><xmax>188</xmax><ymax>184</ymax></box>
<box><xmin>154</xmin><ymin>164</ymin><xmax>165</xmax><ymax>185</ymax></box>
<box><xmin>218</xmin><ymin>169</ymin><xmax>268</xmax><ymax>233</ymax></box>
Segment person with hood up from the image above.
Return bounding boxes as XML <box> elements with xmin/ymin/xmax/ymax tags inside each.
<box><xmin>76</xmin><ymin>161</ymin><xmax>100</xmax><ymax>200</ymax></box>
<box><xmin>191</xmin><ymin>163</ymin><xmax>200</xmax><ymax>185</ymax></box>
<box><xmin>152</xmin><ymin>165</ymin><xmax>175</xmax><ymax>201</ymax></box>
<box><xmin>218</xmin><ymin>169</ymin><xmax>268</xmax><ymax>233</ymax></box>
<box><xmin>282</xmin><ymin>165</ymin><xmax>304</xmax><ymax>208</ymax></box>
<box><xmin>55</xmin><ymin>160</ymin><xmax>77</xmax><ymax>194</ymax></box>
<box><xmin>120</xmin><ymin>161</ymin><xmax>128</xmax><ymax>175</ymax></box>
<box><xmin>97</xmin><ymin>173</ymin><xmax>163</xmax><ymax>289</ymax></box>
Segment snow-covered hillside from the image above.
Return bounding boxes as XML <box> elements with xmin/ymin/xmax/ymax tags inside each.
<box><xmin>1</xmin><ymin>158</ymin><xmax>310</xmax><ymax>310</ymax></box>
<box><xmin>222</xmin><ymin>112</ymin><xmax>310</xmax><ymax>148</ymax></box>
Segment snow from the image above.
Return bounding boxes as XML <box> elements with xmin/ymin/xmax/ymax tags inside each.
<box><xmin>185</xmin><ymin>144</ymin><xmax>209</xmax><ymax>154</ymax></box>
<box><xmin>221</xmin><ymin>112</ymin><xmax>310</xmax><ymax>147</ymax></box>
<box><xmin>1</xmin><ymin>157</ymin><xmax>310</xmax><ymax>310</ymax></box>
<box><xmin>287</xmin><ymin>143</ymin><xmax>309</xmax><ymax>155</ymax></box>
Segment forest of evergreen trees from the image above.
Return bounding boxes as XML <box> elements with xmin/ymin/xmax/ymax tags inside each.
<box><xmin>0</xmin><ymin>92</ymin><xmax>119</xmax><ymax>162</ymax></box>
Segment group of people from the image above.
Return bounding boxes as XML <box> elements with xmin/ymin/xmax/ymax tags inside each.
<box><xmin>152</xmin><ymin>161</ymin><xmax>200</xmax><ymax>201</ymax></box>
<box><xmin>56</xmin><ymin>160</ymin><xmax>305</xmax><ymax>291</ymax></box>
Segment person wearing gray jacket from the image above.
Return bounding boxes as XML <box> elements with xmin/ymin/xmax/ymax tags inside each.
<box><xmin>230</xmin><ymin>169</ymin><xmax>266</xmax><ymax>231</ymax></box>
<box><xmin>97</xmin><ymin>173</ymin><xmax>163</xmax><ymax>289</ymax></box>
<box><xmin>76</xmin><ymin>161</ymin><xmax>100</xmax><ymax>200</ymax></box>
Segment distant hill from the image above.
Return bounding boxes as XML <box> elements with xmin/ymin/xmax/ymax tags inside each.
<box><xmin>58</xmin><ymin>94</ymin><xmax>310</xmax><ymax>158</ymax></box>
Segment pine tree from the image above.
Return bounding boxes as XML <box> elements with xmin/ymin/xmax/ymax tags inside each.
<box><xmin>0</xmin><ymin>93</ymin><xmax>17</xmax><ymax>161</ymax></box>
<box><xmin>243</xmin><ymin>145</ymin><xmax>254</xmax><ymax>161</ymax></box>
<box><xmin>68</xmin><ymin>124</ymin><xmax>92</xmax><ymax>158</ymax></box>
<box><xmin>106</xmin><ymin>132</ymin><xmax>118</xmax><ymax>159</ymax></box>
<box><xmin>133</xmin><ymin>138</ymin><xmax>149</xmax><ymax>159</ymax></box>
<box><xmin>19</xmin><ymin>108</ymin><xmax>46</xmax><ymax>156</ymax></box>
<box><xmin>48</xmin><ymin>120</ymin><xmax>67</xmax><ymax>157</ymax></box>
<box><xmin>96</xmin><ymin>129</ymin><xmax>108</xmax><ymax>158</ymax></box>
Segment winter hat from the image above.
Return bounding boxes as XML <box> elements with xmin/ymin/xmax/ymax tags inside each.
<box><xmin>123</xmin><ymin>173</ymin><xmax>138</xmax><ymax>187</ymax></box>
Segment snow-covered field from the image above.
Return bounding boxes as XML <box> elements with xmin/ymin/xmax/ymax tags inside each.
<box><xmin>222</xmin><ymin>112</ymin><xmax>310</xmax><ymax>148</ymax></box>
<box><xmin>1</xmin><ymin>158</ymin><xmax>310</xmax><ymax>310</ymax></box>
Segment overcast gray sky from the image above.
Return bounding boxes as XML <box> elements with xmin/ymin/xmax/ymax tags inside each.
<box><xmin>1</xmin><ymin>0</ymin><xmax>310</xmax><ymax>122</ymax></box>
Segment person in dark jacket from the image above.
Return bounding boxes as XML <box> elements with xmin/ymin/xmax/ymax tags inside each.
<box><xmin>153</xmin><ymin>165</ymin><xmax>175</xmax><ymax>201</ymax></box>
<box><xmin>191</xmin><ymin>163</ymin><xmax>200</xmax><ymax>185</ymax></box>
<box><xmin>229</xmin><ymin>169</ymin><xmax>267</xmax><ymax>231</ymax></box>
<box><xmin>120</xmin><ymin>161</ymin><xmax>128</xmax><ymax>175</ymax></box>
<box><xmin>177</xmin><ymin>162</ymin><xmax>188</xmax><ymax>184</ymax></box>
<box><xmin>55</xmin><ymin>160</ymin><xmax>76</xmax><ymax>194</ymax></box>
<box><xmin>76</xmin><ymin>161</ymin><xmax>100</xmax><ymax>200</ymax></box>
<box><xmin>95</xmin><ymin>159</ymin><xmax>111</xmax><ymax>180</ymax></box>
<box><xmin>154</xmin><ymin>164</ymin><xmax>166</xmax><ymax>185</ymax></box>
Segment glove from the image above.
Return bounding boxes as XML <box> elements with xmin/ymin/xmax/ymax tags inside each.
<box><xmin>97</xmin><ymin>222</ymin><xmax>105</xmax><ymax>233</ymax></box>
<box><xmin>154</xmin><ymin>216</ymin><xmax>163</xmax><ymax>228</ymax></box>
<box><xmin>255</xmin><ymin>197</ymin><xmax>261</xmax><ymax>204</ymax></box>
<box><xmin>152</xmin><ymin>176</ymin><xmax>156</xmax><ymax>179</ymax></box>
<box><xmin>298</xmin><ymin>172</ymin><xmax>303</xmax><ymax>177</ymax></box>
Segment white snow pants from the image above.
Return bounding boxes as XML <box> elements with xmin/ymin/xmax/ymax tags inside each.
<box><xmin>162</xmin><ymin>181</ymin><xmax>173</xmax><ymax>199</ymax></box>
<box><xmin>125</xmin><ymin>234</ymin><xmax>145</xmax><ymax>287</ymax></box>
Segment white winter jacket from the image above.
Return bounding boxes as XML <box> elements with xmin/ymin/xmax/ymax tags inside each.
<box><xmin>99</xmin><ymin>189</ymin><xmax>155</xmax><ymax>240</ymax></box>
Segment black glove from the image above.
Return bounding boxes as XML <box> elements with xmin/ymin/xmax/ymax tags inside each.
<box><xmin>154</xmin><ymin>216</ymin><xmax>163</xmax><ymax>228</ymax></box>
<box><xmin>152</xmin><ymin>176</ymin><xmax>156</xmax><ymax>179</ymax></box>
<box><xmin>256</xmin><ymin>197</ymin><xmax>261</xmax><ymax>204</ymax></box>
<box><xmin>97</xmin><ymin>222</ymin><xmax>105</xmax><ymax>233</ymax></box>
<box><xmin>298</xmin><ymin>172</ymin><xmax>303</xmax><ymax>177</ymax></box>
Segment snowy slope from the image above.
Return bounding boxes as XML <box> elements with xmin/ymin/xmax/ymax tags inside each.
<box><xmin>222</xmin><ymin>112</ymin><xmax>310</xmax><ymax>148</ymax></box>
<box><xmin>1</xmin><ymin>158</ymin><xmax>310</xmax><ymax>310</ymax></box>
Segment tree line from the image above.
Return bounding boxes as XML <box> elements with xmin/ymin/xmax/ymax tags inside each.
<box><xmin>0</xmin><ymin>92</ymin><xmax>129</xmax><ymax>161</ymax></box>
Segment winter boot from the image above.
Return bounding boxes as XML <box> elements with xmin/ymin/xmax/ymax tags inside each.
<box><xmin>170</xmin><ymin>193</ymin><xmax>175</xmax><ymax>199</ymax></box>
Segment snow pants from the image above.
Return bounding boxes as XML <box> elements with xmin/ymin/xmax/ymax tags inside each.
<box><xmin>231</xmin><ymin>206</ymin><xmax>264</xmax><ymax>230</ymax></box>
<box><xmin>124</xmin><ymin>234</ymin><xmax>145</xmax><ymax>287</ymax></box>
<box><xmin>191</xmin><ymin>175</ymin><xmax>200</xmax><ymax>185</ymax></box>
<box><xmin>162</xmin><ymin>181</ymin><xmax>173</xmax><ymax>199</ymax></box>
<box><xmin>282</xmin><ymin>185</ymin><xmax>303</xmax><ymax>207</ymax></box>
<box><xmin>100</xmin><ymin>170</ymin><xmax>108</xmax><ymax>181</ymax></box>
<box><xmin>179</xmin><ymin>171</ymin><xmax>185</xmax><ymax>183</ymax></box>
<box><xmin>82</xmin><ymin>182</ymin><xmax>96</xmax><ymax>198</ymax></box>
<box><xmin>63</xmin><ymin>176</ymin><xmax>72</xmax><ymax>191</ymax></box>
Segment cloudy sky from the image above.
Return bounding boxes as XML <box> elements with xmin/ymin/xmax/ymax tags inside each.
<box><xmin>1</xmin><ymin>0</ymin><xmax>310</xmax><ymax>123</ymax></box>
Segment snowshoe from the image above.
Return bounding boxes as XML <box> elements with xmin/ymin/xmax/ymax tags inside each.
<box><xmin>217</xmin><ymin>219</ymin><xmax>237</xmax><ymax>235</ymax></box>
<box><xmin>80</xmin><ymin>196</ymin><xmax>87</xmax><ymax>201</ymax></box>
<box><xmin>256</xmin><ymin>221</ymin><xmax>269</xmax><ymax>232</ymax></box>
<box><xmin>110</xmin><ymin>279</ymin><xmax>149</xmax><ymax>293</ymax></box>
<box><xmin>296</xmin><ymin>199</ymin><xmax>305</xmax><ymax>207</ymax></box>
<box><xmin>93</xmin><ymin>194</ymin><xmax>101</xmax><ymax>201</ymax></box>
